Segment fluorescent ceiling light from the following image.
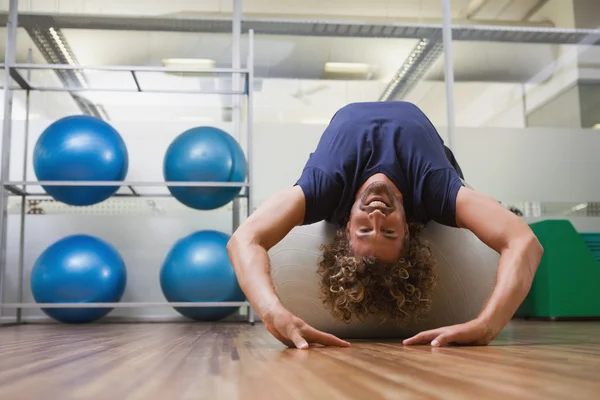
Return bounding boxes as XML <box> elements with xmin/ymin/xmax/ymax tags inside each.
<box><xmin>162</xmin><ymin>58</ymin><xmax>216</xmax><ymax>69</ymax></box>
<box><xmin>48</xmin><ymin>26</ymin><xmax>88</xmax><ymax>88</ymax></box>
<box><xmin>48</xmin><ymin>27</ymin><xmax>75</xmax><ymax>65</ymax></box>
<box><xmin>324</xmin><ymin>62</ymin><xmax>371</xmax><ymax>74</ymax></box>
<box><xmin>570</xmin><ymin>203</ymin><xmax>588</xmax><ymax>212</ymax></box>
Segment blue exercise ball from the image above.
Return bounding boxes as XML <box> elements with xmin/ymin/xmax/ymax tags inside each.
<box><xmin>33</xmin><ymin>115</ymin><xmax>129</xmax><ymax>206</ymax></box>
<box><xmin>163</xmin><ymin>126</ymin><xmax>246</xmax><ymax>210</ymax></box>
<box><xmin>31</xmin><ymin>234</ymin><xmax>127</xmax><ymax>324</ymax></box>
<box><xmin>160</xmin><ymin>230</ymin><xmax>245</xmax><ymax>321</ymax></box>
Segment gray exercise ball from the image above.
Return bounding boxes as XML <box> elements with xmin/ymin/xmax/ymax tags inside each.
<box><xmin>268</xmin><ymin>220</ymin><xmax>499</xmax><ymax>339</ymax></box>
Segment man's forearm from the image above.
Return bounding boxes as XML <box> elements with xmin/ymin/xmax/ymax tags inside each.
<box><xmin>477</xmin><ymin>235</ymin><xmax>543</xmax><ymax>336</ymax></box>
<box><xmin>227</xmin><ymin>236</ymin><xmax>283</xmax><ymax>322</ymax></box>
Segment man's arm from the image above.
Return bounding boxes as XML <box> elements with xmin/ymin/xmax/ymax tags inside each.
<box><xmin>404</xmin><ymin>186</ymin><xmax>543</xmax><ymax>346</ymax></box>
<box><xmin>228</xmin><ymin>186</ymin><xmax>305</xmax><ymax>320</ymax></box>
<box><xmin>455</xmin><ymin>186</ymin><xmax>543</xmax><ymax>336</ymax></box>
<box><xmin>227</xmin><ymin>186</ymin><xmax>350</xmax><ymax>349</ymax></box>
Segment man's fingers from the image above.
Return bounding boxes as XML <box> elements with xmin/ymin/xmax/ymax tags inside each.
<box><xmin>267</xmin><ymin>326</ymin><xmax>296</xmax><ymax>348</ymax></box>
<box><xmin>289</xmin><ymin>329</ymin><xmax>309</xmax><ymax>350</ymax></box>
<box><xmin>304</xmin><ymin>326</ymin><xmax>351</xmax><ymax>347</ymax></box>
<box><xmin>431</xmin><ymin>333</ymin><xmax>451</xmax><ymax>347</ymax></box>
<box><xmin>403</xmin><ymin>329</ymin><xmax>442</xmax><ymax>345</ymax></box>
<box><xmin>273</xmin><ymin>316</ymin><xmax>350</xmax><ymax>349</ymax></box>
<box><xmin>433</xmin><ymin>328</ymin><xmax>478</xmax><ymax>346</ymax></box>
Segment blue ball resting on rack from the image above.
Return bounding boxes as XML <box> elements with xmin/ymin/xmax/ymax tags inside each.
<box><xmin>160</xmin><ymin>230</ymin><xmax>245</xmax><ymax>321</ymax></box>
<box><xmin>30</xmin><ymin>234</ymin><xmax>128</xmax><ymax>324</ymax></box>
<box><xmin>163</xmin><ymin>126</ymin><xmax>247</xmax><ymax>210</ymax></box>
<box><xmin>33</xmin><ymin>115</ymin><xmax>129</xmax><ymax>206</ymax></box>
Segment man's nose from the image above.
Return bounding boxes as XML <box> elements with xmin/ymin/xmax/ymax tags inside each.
<box><xmin>369</xmin><ymin>209</ymin><xmax>385</xmax><ymax>226</ymax></box>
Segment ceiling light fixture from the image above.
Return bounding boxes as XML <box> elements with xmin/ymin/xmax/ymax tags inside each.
<box><xmin>379</xmin><ymin>38</ymin><xmax>441</xmax><ymax>101</ymax></box>
<box><xmin>162</xmin><ymin>58</ymin><xmax>217</xmax><ymax>70</ymax></box>
<box><xmin>48</xmin><ymin>26</ymin><xmax>88</xmax><ymax>89</ymax></box>
<box><xmin>569</xmin><ymin>203</ymin><xmax>588</xmax><ymax>213</ymax></box>
<box><xmin>95</xmin><ymin>105</ymin><xmax>110</xmax><ymax>121</ymax></box>
<box><xmin>48</xmin><ymin>27</ymin><xmax>74</xmax><ymax>65</ymax></box>
<box><xmin>324</xmin><ymin>62</ymin><xmax>372</xmax><ymax>74</ymax></box>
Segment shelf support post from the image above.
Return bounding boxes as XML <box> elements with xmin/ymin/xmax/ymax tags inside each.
<box><xmin>0</xmin><ymin>0</ymin><xmax>19</xmax><ymax>318</ymax></box>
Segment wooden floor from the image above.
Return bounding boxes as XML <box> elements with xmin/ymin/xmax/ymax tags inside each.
<box><xmin>0</xmin><ymin>321</ymin><xmax>599</xmax><ymax>400</ymax></box>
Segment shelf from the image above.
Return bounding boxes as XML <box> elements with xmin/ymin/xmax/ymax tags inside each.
<box><xmin>5</xmin><ymin>182</ymin><xmax>250</xmax><ymax>200</ymax></box>
<box><xmin>11</xmin><ymin>63</ymin><xmax>251</xmax><ymax>74</ymax></box>
<box><xmin>6</xmin><ymin>63</ymin><xmax>250</xmax><ymax>95</ymax></box>
<box><xmin>8</xmin><ymin>192</ymin><xmax>249</xmax><ymax>199</ymax></box>
<box><xmin>5</xmin><ymin>181</ymin><xmax>250</xmax><ymax>187</ymax></box>
<box><xmin>0</xmin><ymin>2</ymin><xmax>257</xmax><ymax>325</ymax></box>
<box><xmin>0</xmin><ymin>301</ymin><xmax>250</xmax><ymax>308</ymax></box>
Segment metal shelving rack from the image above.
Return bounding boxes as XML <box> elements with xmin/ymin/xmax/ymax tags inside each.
<box><xmin>0</xmin><ymin>0</ymin><xmax>257</xmax><ymax>324</ymax></box>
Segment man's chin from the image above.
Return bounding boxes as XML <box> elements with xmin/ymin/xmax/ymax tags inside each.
<box><xmin>361</xmin><ymin>182</ymin><xmax>396</xmax><ymax>207</ymax></box>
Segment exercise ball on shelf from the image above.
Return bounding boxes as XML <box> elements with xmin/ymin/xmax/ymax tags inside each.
<box><xmin>160</xmin><ymin>230</ymin><xmax>245</xmax><ymax>321</ymax></box>
<box><xmin>33</xmin><ymin>115</ymin><xmax>129</xmax><ymax>206</ymax></box>
<box><xmin>163</xmin><ymin>126</ymin><xmax>247</xmax><ymax>210</ymax></box>
<box><xmin>30</xmin><ymin>234</ymin><xmax>127</xmax><ymax>324</ymax></box>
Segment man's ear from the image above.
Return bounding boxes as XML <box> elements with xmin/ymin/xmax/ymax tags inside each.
<box><xmin>345</xmin><ymin>220</ymin><xmax>352</xmax><ymax>236</ymax></box>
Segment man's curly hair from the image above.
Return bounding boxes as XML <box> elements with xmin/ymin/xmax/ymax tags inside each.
<box><xmin>318</xmin><ymin>222</ymin><xmax>437</xmax><ymax>324</ymax></box>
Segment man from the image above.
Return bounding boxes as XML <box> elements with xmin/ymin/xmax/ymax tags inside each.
<box><xmin>227</xmin><ymin>101</ymin><xmax>543</xmax><ymax>350</ymax></box>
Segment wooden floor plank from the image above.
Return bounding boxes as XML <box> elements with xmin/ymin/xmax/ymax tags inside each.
<box><xmin>0</xmin><ymin>320</ymin><xmax>599</xmax><ymax>400</ymax></box>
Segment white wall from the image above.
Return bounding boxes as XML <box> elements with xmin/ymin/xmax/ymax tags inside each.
<box><xmin>526</xmin><ymin>85</ymin><xmax>581</xmax><ymax>128</ymax></box>
<box><xmin>572</xmin><ymin>0</ymin><xmax>600</xmax><ymax>29</ymax></box>
<box><xmin>452</xmin><ymin>126</ymin><xmax>600</xmax><ymax>203</ymax></box>
<box><xmin>410</xmin><ymin>81</ymin><xmax>526</xmax><ymax>129</ymax></box>
<box><xmin>531</xmin><ymin>0</ymin><xmax>575</xmax><ymax>28</ymax></box>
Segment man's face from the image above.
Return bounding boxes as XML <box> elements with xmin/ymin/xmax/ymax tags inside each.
<box><xmin>347</xmin><ymin>181</ymin><xmax>408</xmax><ymax>262</ymax></box>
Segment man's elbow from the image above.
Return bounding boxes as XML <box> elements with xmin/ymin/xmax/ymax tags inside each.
<box><xmin>227</xmin><ymin>228</ymin><xmax>255</xmax><ymax>259</ymax></box>
<box><xmin>526</xmin><ymin>233</ymin><xmax>544</xmax><ymax>261</ymax></box>
<box><xmin>226</xmin><ymin>231</ymin><xmax>243</xmax><ymax>258</ymax></box>
<box><xmin>517</xmin><ymin>232</ymin><xmax>544</xmax><ymax>273</ymax></box>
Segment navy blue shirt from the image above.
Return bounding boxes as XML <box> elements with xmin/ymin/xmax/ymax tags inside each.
<box><xmin>296</xmin><ymin>101</ymin><xmax>464</xmax><ymax>227</ymax></box>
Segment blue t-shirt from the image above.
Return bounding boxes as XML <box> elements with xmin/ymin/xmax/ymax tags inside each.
<box><xmin>296</xmin><ymin>101</ymin><xmax>464</xmax><ymax>227</ymax></box>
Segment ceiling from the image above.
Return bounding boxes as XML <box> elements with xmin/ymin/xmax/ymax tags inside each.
<box><xmin>0</xmin><ymin>0</ymin><xmax>486</xmax><ymax>21</ymax></box>
<box><xmin>0</xmin><ymin>0</ymin><xmax>566</xmax><ymax>24</ymax></box>
<box><xmin>0</xmin><ymin>0</ymin><xmax>594</xmax><ymax>126</ymax></box>
<box><xmin>60</xmin><ymin>29</ymin><xmax>415</xmax><ymax>81</ymax></box>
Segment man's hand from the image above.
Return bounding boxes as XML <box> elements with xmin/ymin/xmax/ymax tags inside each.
<box><xmin>227</xmin><ymin>186</ymin><xmax>346</xmax><ymax>349</ymax></box>
<box><xmin>402</xmin><ymin>317</ymin><xmax>497</xmax><ymax>347</ymax></box>
<box><xmin>264</xmin><ymin>307</ymin><xmax>351</xmax><ymax>350</ymax></box>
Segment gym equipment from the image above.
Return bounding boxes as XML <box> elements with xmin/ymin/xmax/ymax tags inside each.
<box><xmin>269</xmin><ymin>220</ymin><xmax>500</xmax><ymax>339</ymax></box>
<box><xmin>516</xmin><ymin>220</ymin><xmax>600</xmax><ymax>319</ymax></box>
<box><xmin>580</xmin><ymin>232</ymin><xmax>600</xmax><ymax>263</ymax></box>
<box><xmin>31</xmin><ymin>234</ymin><xmax>127</xmax><ymax>324</ymax></box>
<box><xmin>33</xmin><ymin>115</ymin><xmax>129</xmax><ymax>206</ymax></box>
<box><xmin>160</xmin><ymin>230</ymin><xmax>245</xmax><ymax>321</ymax></box>
<box><xmin>163</xmin><ymin>126</ymin><xmax>246</xmax><ymax>210</ymax></box>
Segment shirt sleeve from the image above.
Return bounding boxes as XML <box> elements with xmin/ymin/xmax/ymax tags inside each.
<box><xmin>422</xmin><ymin>168</ymin><xmax>464</xmax><ymax>227</ymax></box>
<box><xmin>295</xmin><ymin>166</ymin><xmax>343</xmax><ymax>225</ymax></box>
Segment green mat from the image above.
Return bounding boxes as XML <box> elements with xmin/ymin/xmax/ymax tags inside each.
<box><xmin>515</xmin><ymin>220</ymin><xmax>600</xmax><ymax>318</ymax></box>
